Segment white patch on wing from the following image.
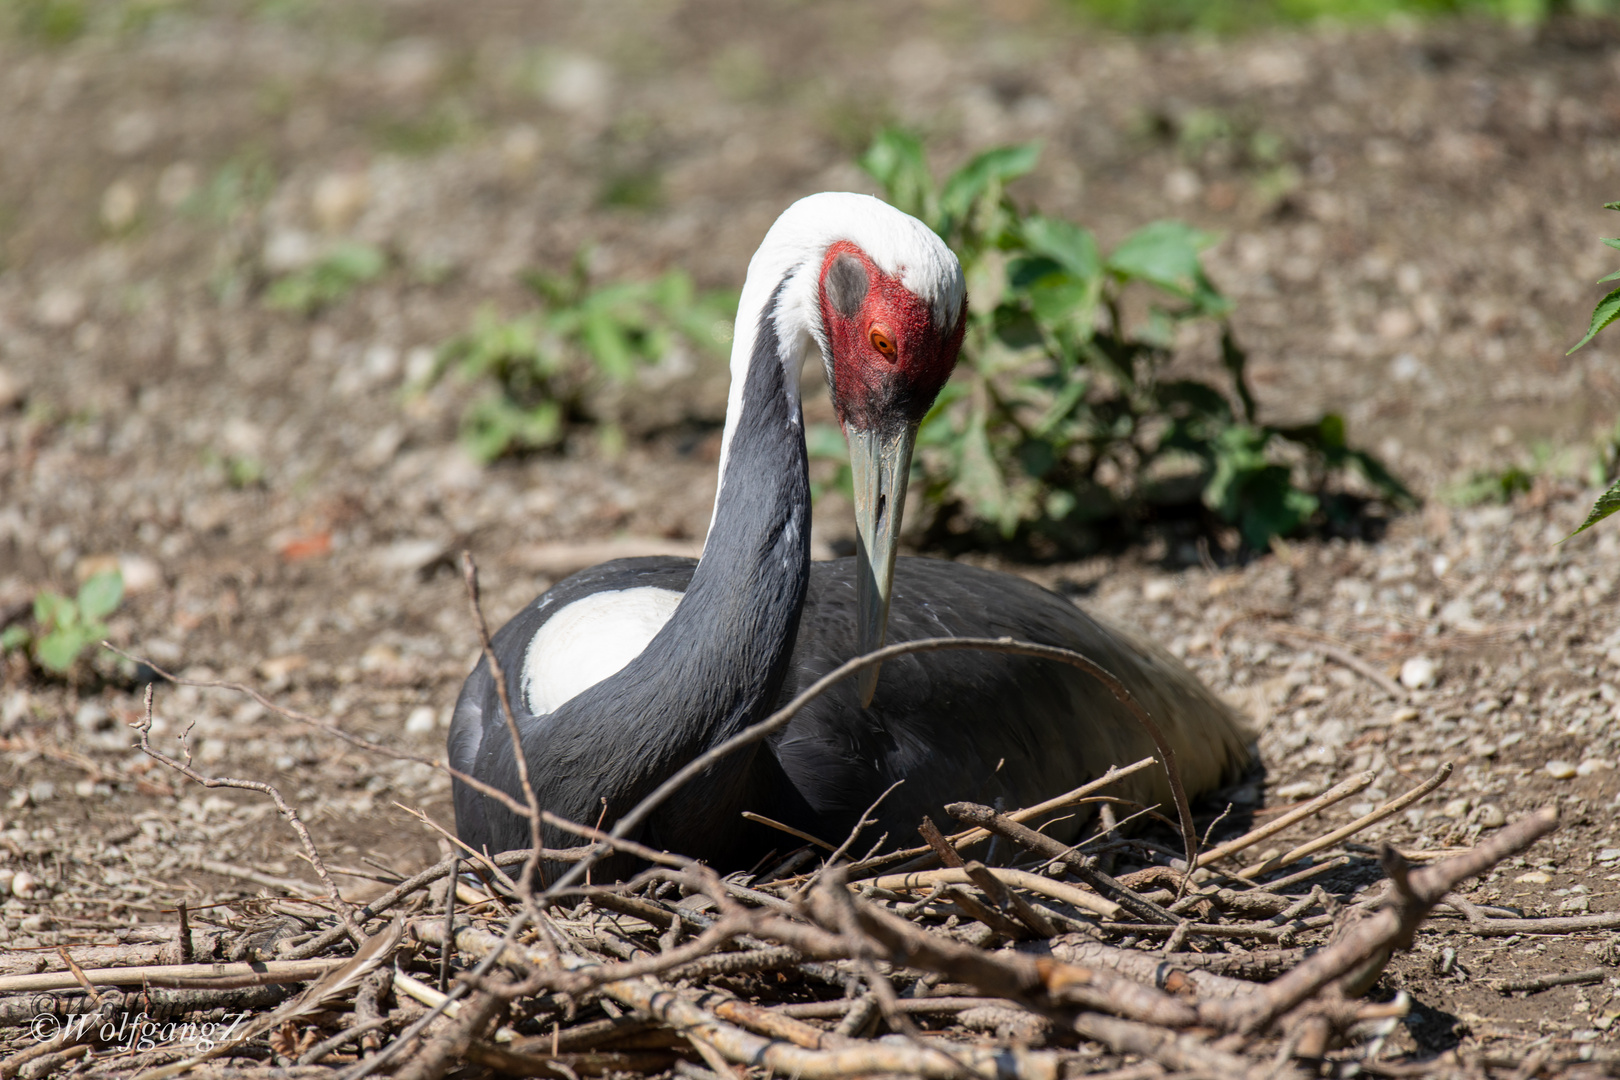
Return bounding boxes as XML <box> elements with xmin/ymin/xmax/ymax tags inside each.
<box><xmin>523</xmin><ymin>586</ymin><xmax>684</xmax><ymax>717</ymax></box>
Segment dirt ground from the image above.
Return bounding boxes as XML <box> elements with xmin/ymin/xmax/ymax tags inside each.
<box><xmin>1</xmin><ymin>0</ymin><xmax>1619</xmax><ymax>1068</ymax></box>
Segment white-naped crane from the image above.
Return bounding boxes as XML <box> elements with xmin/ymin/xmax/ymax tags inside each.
<box><xmin>449</xmin><ymin>193</ymin><xmax>1252</xmax><ymax>871</ymax></box>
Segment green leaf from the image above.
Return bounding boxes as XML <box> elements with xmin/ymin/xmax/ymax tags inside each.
<box><xmin>915</xmin><ymin>383</ymin><xmax>969</xmax><ymax>449</ymax></box>
<box><xmin>36</xmin><ymin>627</ymin><xmax>90</xmax><ymax>673</ymax></box>
<box><xmin>957</xmin><ymin>398</ymin><xmax>1011</xmax><ymax>534</ymax></box>
<box><xmin>1025</xmin><ymin>273</ymin><xmax>1095</xmax><ymax>327</ymax></box>
<box><xmin>76</xmin><ymin>570</ymin><xmax>123</xmax><ymax>621</ymax></box>
<box><xmin>1601</xmin><ymin>237</ymin><xmax>1620</xmax><ymax>252</ymax></box>
<box><xmin>858</xmin><ymin>130</ymin><xmax>936</xmax><ymax>224</ymax></box>
<box><xmin>1341</xmin><ymin>447</ymin><xmax>1417</xmax><ymax>506</ymax></box>
<box><xmin>1606</xmin><ymin>201</ymin><xmax>1620</xmax><ymax>211</ymax></box>
<box><xmin>1107</xmin><ymin>220</ymin><xmax>1218</xmax><ymax>295</ymax></box>
<box><xmin>265</xmin><ymin>243</ymin><xmax>386</xmax><ymax>314</ymax></box>
<box><xmin>33</xmin><ymin>591</ymin><xmax>74</xmax><ymax>630</ymax></box>
<box><xmin>1568</xmin><ymin>285</ymin><xmax>1620</xmax><ymax>354</ymax></box>
<box><xmin>0</xmin><ymin>625</ymin><xmax>30</xmax><ymax>652</ymax></box>
<box><xmin>1236</xmin><ymin>468</ymin><xmax>1319</xmax><ymax>549</ymax></box>
<box><xmin>1567</xmin><ymin>475</ymin><xmax>1620</xmax><ymax>539</ymax></box>
<box><xmin>462</xmin><ymin>395</ymin><xmax>563</xmax><ymax>461</ymax></box>
<box><xmin>805</xmin><ymin>423</ymin><xmax>849</xmax><ymax>460</ymax></box>
<box><xmin>1019</xmin><ymin>216</ymin><xmax>1100</xmax><ymax>282</ymax></box>
<box><xmin>938</xmin><ymin>143</ymin><xmax>1040</xmax><ymax>231</ymax></box>
<box><xmin>581</xmin><ymin>307</ymin><xmax>638</xmax><ymax>380</ymax></box>
<box><xmin>1203</xmin><ymin>425</ymin><xmax>1270</xmax><ymax>520</ymax></box>
<box><xmin>1219</xmin><ymin>328</ymin><xmax>1256</xmax><ymax>425</ymax></box>
<box><xmin>323</xmin><ymin>242</ymin><xmax>386</xmax><ymax>282</ymax></box>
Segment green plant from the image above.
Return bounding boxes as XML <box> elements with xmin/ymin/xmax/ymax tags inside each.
<box><xmin>434</xmin><ymin>252</ymin><xmax>736</xmax><ymax>461</ymax></box>
<box><xmin>1444</xmin><ymin>464</ymin><xmax>1537</xmax><ymax>508</ymax></box>
<box><xmin>201</xmin><ymin>448</ymin><xmax>266</xmax><ymax>489</ymax></box>
<box><xmin>265</xmin><ymin>242</ymin><xmax>386</xmax><ymax>315</ymax></box>
<box><xmin>1066</xmin><ymin>0</ymin><xmax>1611</xmax><ymax>35</ymax></box>
<box><xmin>12</xmin><ymin>0</ymin><xmax>87</xmax><ymax>44</ymax></box>
<box><xmin>1567</xmin><ymin>200</ymin><xmax>1620</xmax><ymax>536</ymax></box>
<box><xmin>376</xmin><ymin>106</ymin><xmax>467</xmax><ymax>157</ymax></box>
<box><xmin>1</xmin><ymin>570</ymin><xmax>123</xmax><ymax>674</ymax></box>
<box><xmin>184</xmin><ymin>152</ymin><xmax>276</xmax><ymax>224</ymax></box>
<box><xmin>842</xmin><ymin>130</ymin><xmax>1409</xmax><ymax>552</ymax></box>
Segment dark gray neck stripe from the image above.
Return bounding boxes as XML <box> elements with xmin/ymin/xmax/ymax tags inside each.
<box><xmin>476</xmin><ymin>273</ymin><xmax>812</xmax><ymax>856</ymax></box>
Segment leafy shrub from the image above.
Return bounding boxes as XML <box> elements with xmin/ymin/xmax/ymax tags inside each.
<box><xmin>435</xmin><ymin>134</ymin><xmax>1406</xmax><ymax>550</ymax></box>
<box><xmin>265</xmin><ymin>242</ymin><xmax>386</xmax><ymax>315</ymax></box>
<box><xmin>434</xmin><ymin>252</ymin><xmax>736</xmax><ymax>462</ymax></box>
<box><xmin>1567</xmin><ymin>200</ymin><xmax>1620</xmax><ymax>537</ymax></box>
<box><xmin>1444</xmin><ymin>464</ymin><xmax>1537</xmax><ymax>508</ymax></box>
<box><xmin>182</xmin><ymin>152</ymin><xmax>277</xmax><ymax>225</ymax></box>
<box><xmin>1</xmin><ymin>570</ymin><xmax>122</xmax><ymax>675</ymax></box>
<box><xmin>842</xmin><ymin>130</ymin><xmax>1409</xmax><ymax>553</ymax></box>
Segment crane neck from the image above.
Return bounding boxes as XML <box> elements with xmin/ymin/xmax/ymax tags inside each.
<box><xmin>535</xmin><ymin>278</ymin><xmax>813</xmax><ymax>861</ymax></box>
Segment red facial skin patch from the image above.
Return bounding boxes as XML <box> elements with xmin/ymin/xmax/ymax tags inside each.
<box><xmin>816</xmin><ymin>241</ymin><xmax>966</xmax><ymax>435</ymax></box>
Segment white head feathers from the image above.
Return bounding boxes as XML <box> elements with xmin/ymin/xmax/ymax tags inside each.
<box><xmin>747</xmin><ymin>192</ymin><xmax>966</xmax><ymax>361</ymax></box>
<box><xmin>706</xmin><ymin>194</ymin><xmax>965</xmax><ymax>540</ymax></box>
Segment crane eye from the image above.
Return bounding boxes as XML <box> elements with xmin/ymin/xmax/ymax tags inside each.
<box><xmin>869</xmin><ymin>326</ymin><xmax>896</xmax><ymax>358</ymax></box>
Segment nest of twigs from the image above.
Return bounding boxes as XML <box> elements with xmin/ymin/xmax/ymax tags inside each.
<box><xmin>3</xmin><ymin>561</ymin><xmax>1617</xmax><ymax>1080</ymax></box>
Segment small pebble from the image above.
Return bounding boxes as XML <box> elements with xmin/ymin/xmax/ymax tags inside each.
<box><xmin>405</xmin><ymin>706</ymin><xmax>437</xmax><ymax>734</ymax></box>
<box><xmin>118</xmin><ymin>553</ymin><xmax>163</xmax><ymax>594</ymax></box>
<box><xmin>1142</xmin><ymin>578</ymin><xmax>1176</xmax><ymax>602</ymax></box>
<box><xmin>1399</xmin><ymin>656</ymin><xmax>1437</xmax><ymax>690</ymax></box>
<box><xmin>100</xmin><ymin>179</ymin><xmax>140</xmax><ymax>232</ymax></box>
<box><xmin>1545</xmin><ymin>760</ymin><xmax>1578</xmax><ymax>780</ymax></box>
<box><xmin>0</xmin><ymin>366</ymin><xmax>24</xmax><ymax>410</ymax></box>
<box><xmin>311</xmin><ymin>170</ymin><xmax>370</xmax><ymax>232</ymax></box>
<box><xmin>1441</xmin><ymin>797</ymin><xmax>1471</xmax><ymax>818</ymax></box>
<box><xmin>74</xmin><ymin>702</ymin><xmax>112</xmax><ymax>733</ymax></box>
<box><xmin>11</xmin><ymin>870</ymin><xmax>39</xmax><ymax>898</ymax></box>
<box><xmin>18</xmin><ymin>913</ymin><xmax>53</xmax><ymax>933</ymax></box>
<box><xmin>1597</xmin><ymin>848</ymin><xmax>1620</xmax><ymax>862</ymax></box>
<box><xmin>1390</xmin><ymin>706</ymin><xmax>1420</xmax><ymax>724</ymax></box>
<box><xmin>1476</xmin><ymin>803</ymin><xmax>1506</xmax><ymax>828</ymax></box>
<box><xmin>1275</xmin><ymin>780</ymin><xmax>1322</xmax><ymax>801</ymax></box>
<box><xmin>27</xmin><ymin>781</ymin><xmax>54</xmax><ymax>804</ymax></box>
<box><xmin>1578</xmin><ymin>759</ymin><xmax>1612</xmax><ymax>776</ymax></box>
<box><xmin>1514</xmin><ymin>870</ymin><xmax>1552</xmax><ymax>884</ymax></box>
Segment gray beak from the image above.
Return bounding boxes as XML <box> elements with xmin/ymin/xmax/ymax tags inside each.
<box><xmin>848</xmin><ymin>423</ymin><xmax>917</xmax><ymax>707</ymax></box>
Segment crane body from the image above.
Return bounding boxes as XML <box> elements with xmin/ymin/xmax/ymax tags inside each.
<box><xmin>449</xmin><ymin>193</ymin><xmax>1252</xmax><ymax>870</ymax></box>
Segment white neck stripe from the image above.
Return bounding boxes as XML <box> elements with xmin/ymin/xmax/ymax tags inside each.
<box><xmin>703</xmin><ymin>193</ymin><xmax>965</xmax><ymax>546</ymax></box>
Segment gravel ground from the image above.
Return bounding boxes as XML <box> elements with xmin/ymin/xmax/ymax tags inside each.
<box><xmin>1</xmin><ymin>0</ymin><xmax>1619</xmax><ymax>1066</ymax></box>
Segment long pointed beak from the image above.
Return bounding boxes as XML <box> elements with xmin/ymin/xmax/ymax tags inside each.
<box><xmin>849</xmin><ymin>423</ymin><xmax>917</xmax><ymax>707</ymax></box>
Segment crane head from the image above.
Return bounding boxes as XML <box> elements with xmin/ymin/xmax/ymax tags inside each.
<box><xmin>816</xmin><ymin>237</ymin><xmax>967</xmax><ymax>706</ymax></box>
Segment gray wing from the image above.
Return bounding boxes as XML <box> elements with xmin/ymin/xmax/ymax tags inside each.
<box><xmin>447</xmin><ymin>556</ymin><xmax>698</xmax><ymax>856</ymax></box>
<box><xmin>769</xmin><ymin>557</ymin><xmax>1252</xmax><ymax>846</ymax></box>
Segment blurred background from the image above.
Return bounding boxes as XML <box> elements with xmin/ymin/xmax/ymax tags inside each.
<box><xmin>1</xmin><ymin>0</ymin><xmax>1619</xmax><ymax>944</ymax></box>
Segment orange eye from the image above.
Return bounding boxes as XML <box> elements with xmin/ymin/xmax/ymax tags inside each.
<box><xmin>869</xmin><ymin>326</ymin><xmax>896</xmax><ymax>357</ymax></box>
